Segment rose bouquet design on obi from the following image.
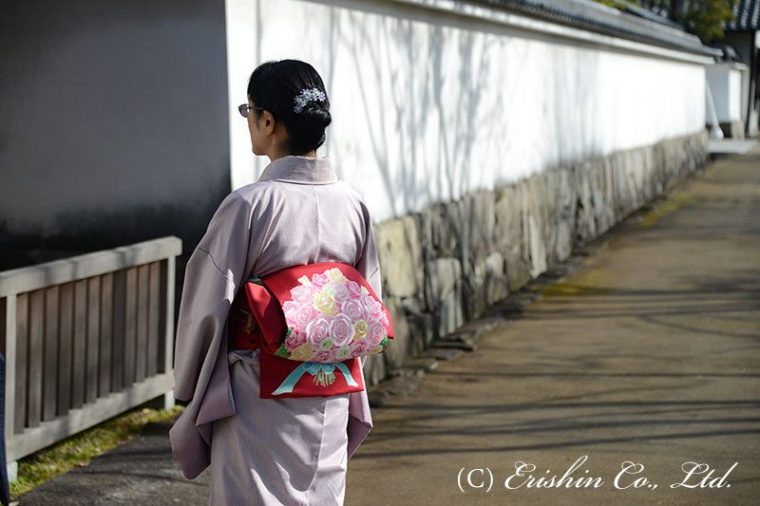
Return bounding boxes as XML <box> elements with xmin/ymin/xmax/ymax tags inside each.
<box><xmin>233</xmin><ymin>262</ymin><xmax>394</xmax><ymax>397</ymax></box>
<box><xmin>274</xmin><ymin>267</ymin><xmax>390</xmax><ymax>373</ymax></box>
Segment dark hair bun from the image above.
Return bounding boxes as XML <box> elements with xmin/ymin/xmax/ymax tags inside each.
<box><xmin>246</xmin><ymin>59</ymin><xmax>332</xmax><ymax>156</ymax></box>
<box><xmin>301</xmin><ymin>103</ymin><xmax>332</xmax><ymax>130</ymax></box>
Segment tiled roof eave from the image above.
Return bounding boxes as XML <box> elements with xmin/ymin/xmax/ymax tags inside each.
<box><xmin>469</xmin><ymin>0</ymin><xmax>721</xmax><ymax>58</ymax></box>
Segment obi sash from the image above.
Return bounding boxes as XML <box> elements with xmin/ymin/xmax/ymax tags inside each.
<box><xmin>228</xmin><ymin>262</ymin><xmax>378</xmax><ymax>399</ymax></box>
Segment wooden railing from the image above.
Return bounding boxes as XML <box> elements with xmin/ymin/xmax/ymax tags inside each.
<box><xmin>0</xmin><ymin>236</ymin><xmax>182</xmax><ymax>468</ymax></box>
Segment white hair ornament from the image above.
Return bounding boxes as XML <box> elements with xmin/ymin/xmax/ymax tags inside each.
<box><xmin>293</xmin><ymin>87</ymin><xmax>327</xmax><ymax>114</ymax></box>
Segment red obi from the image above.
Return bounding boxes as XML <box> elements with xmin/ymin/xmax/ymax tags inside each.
<box><xmin>228</xmin><ymin>262</ymin><xmax>394</xmax><ymax>399</ymax></box>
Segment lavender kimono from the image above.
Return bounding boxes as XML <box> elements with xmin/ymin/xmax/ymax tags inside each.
<box><xmin>168</xmin><ymin>156</ymin><xmax>380</xmax><ymax>502</ymax></box>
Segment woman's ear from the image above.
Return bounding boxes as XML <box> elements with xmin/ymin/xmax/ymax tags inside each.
<box><xmin>263</xmin><ymin>111</ymin><xmax>278</xmax><ymax>134</ymax></box>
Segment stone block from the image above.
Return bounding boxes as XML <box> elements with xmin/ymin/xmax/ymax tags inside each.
<box><xmin>421</xmin><ymin>201</ymin><xmax>462</xmax><ymax>258</ymax></box>
<box><xmin>382</xmin><ymin>295</ymin><xmax>409</xmax><ymax>372</ymax></box>
<box><xmin>362</xmin><ymin>352</ymin><xmax>386</xmax><ymax>388</ymax></box>
<box><xmin>572</xmin><ymin>161</ymin><xmax>597</xmax><ymax>246</ymax></box>
<box><xmin>483</xmin><ymin>251</ymin><xmax>509</xmax><ymax>305</ymax></box>
<box><xmin>375</xmin><ymin>215</ymin><xmax>423</xmax><ymax>298</ymax></box>
<box><xmin>457</xmin><ymin>190</ymin><xmax>496</xmax><ymax>281</ymax></box>
<box><xmin>400</xmin><ymin>297</ymin><xmax>435</xmax><ymax>355</ymax></box>
<box><xmin>549</xmin><ymin>168</ymin><xmax>576</xmax><ymax>264</ymax></box>
<box><xmin>494</xmin><ymin>184</ymin><xmax>522</xmax><ymax>251</ymax></box>
<box><xmin>425</xmin><ymin>257</ymin><xmax>464</xmax><ymax>338</ymax></box>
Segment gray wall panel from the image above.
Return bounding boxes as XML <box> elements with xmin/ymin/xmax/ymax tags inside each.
<box><xmin>0</xmin><ymin>0</ymin><xmax>231</xmax><ymax>276</ymax></box>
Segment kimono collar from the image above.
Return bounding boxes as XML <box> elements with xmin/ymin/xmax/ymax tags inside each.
<box><xmin>258</xmin><ymin>155</ymin><xmax>339</xmax><ymax>184</ymax></box>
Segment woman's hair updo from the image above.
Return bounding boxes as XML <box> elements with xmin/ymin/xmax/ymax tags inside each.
<box><xmin>247</xmin><ymin>59</ymin><xmax>332</xmax><ymax>156</ymax></box>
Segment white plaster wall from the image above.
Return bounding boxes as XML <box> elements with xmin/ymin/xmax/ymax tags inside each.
<box><xmin>729</xmin><ymin>66</ymin><xmax>744</xmax><ymax>122</ymax></box>
<box><xmin>706</xmin><ymin>63</ymin><xmax>746</xmax><ymax>123</ymax></box>
<box><xmin>225</xmin><ymin>0</ymin><xmax>706</xmax><ymax>222</ymax></box>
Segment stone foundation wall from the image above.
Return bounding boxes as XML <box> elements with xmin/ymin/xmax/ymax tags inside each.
<box><xmin>363</xmin><ymin>129</ymin><xmax>709</xmax><ymax>385</ymax></box>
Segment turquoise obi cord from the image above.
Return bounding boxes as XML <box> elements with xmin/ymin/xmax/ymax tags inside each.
<box><xmin>272</xmin><ymin>361</ymin><xmax>358</xmax><ymax>395</ymax></box>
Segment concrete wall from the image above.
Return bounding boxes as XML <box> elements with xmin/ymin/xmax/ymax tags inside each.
<box><xmin>0</xmin><ymin>0</ymin><xmax>230</xmax><ymax>271</ymax></box>
<box><xmin>226</xmin><ymin>0</ymin><xmax>708</xmax><ymax>223</ymax></box>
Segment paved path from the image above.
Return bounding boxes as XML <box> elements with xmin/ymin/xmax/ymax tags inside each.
<box><xmin>345</xmin><ymin>147</ymin><xmax>760</xmax><ymax>506</ymax></box>
<box><xmin>18</xmin><ymin>146</ymin><xmax>760</xmax><ymax>505</ymax></box>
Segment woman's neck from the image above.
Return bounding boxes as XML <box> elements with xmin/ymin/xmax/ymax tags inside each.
<box><xmin>268</xmin><ymin>147</ymin><xmax>317</xmax><ymax>162</ymax></box>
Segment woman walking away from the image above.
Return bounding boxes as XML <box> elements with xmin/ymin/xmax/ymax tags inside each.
<box><xmin>168</xmin><ymin>59</ymin><xmax>384</xmax><ymax>505</ymax></box>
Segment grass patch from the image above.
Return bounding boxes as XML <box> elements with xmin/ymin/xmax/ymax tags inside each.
<box><xmin>540</xmin><ymin>268</ymin><xmax>614</xmax><ymax>298</ymax></box>
<box><xmin>639</xmin><ymin>192</ymin><xmax>693</xmax><ymax>227</ymax></box>
<box><xmin>10</xmin><ymin>404</ymin><xmax>184</xmax><ymax>501</ymax></box>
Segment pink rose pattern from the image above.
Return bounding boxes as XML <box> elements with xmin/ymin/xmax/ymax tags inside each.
<box><xmin>279</xmin><ymin>267</ymin><xmax>390</xmax><ymax>362</ymax></box>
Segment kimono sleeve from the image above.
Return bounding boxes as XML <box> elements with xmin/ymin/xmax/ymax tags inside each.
<box><xmin>354</xmin><ymin>199</ymin><xmax>383</xmax><ymax>370</ymax></box>
<box><xmin>347</xmin><ymin>199</ymin><xmax>381</xmax><ymax>459</ymax></box>
<box><xmin>355</xmin><ymin>199</ymin><xmax>382</xmax><ymax>301</ymax></box>
<box><xmin>173</xmin><ymin>192</ymin><xmax>252</xmax><ymax>402</ymax></box>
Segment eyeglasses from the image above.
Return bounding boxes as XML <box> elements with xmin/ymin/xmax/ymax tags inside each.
<box><xmin>238</xmin><ymin>103</ymin><xmax>265</xmax><ymax>118</ymax></box>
